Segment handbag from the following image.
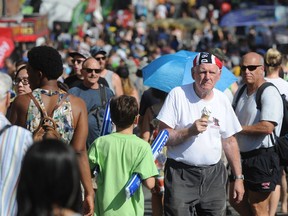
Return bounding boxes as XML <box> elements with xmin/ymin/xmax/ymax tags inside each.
<box><xmin>271</xmin><ymin>132</ymin><xmax>288</xmax><ymax>166</ymax></box>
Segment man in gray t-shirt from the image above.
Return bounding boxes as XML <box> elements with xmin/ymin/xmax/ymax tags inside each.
<box><xmin>69</xmin><ymin>57</ymin><xmax>114</xmax><ymax>148</ymax></box>
<box><xmin>232</xmin><ymin>52</ymin><xmax>283</xmax><ymax>216</ymax></box>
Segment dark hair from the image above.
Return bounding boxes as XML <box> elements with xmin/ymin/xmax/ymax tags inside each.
<box><xmin>17</xmin><ymin>139</ymin><xmax>81</xmax><ymax>216</ymax></box>
<box><xmin>27</xmin><ymin>46</ymin><xmax>63</xmax><ymax>80</ymax></box>
<box><xmin>15</xmin><ymin>60</ymin><xmax>27</xmax><ymax>68</ymax></box>
<box><xmin>110</xmin><ymin>95</ymin><xmax>138</xmax><ymax>129</ymax></box>
<box><xmin>14</xmin><ymin>64</ymin><xmax>27</xmax><ymax>80</ymax></box>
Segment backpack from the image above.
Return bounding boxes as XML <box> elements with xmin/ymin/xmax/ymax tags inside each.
<box><xmin>28</xmin><ymin>92</ymin><xmax>69</xmax><ymax>141</ymax></box>
<box><xmin>233</xmin><ymin>82</ymin><xmax>288</xmax><ymax>137</ymax></box>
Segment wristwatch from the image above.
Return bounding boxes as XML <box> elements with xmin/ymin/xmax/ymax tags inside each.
<box><xmin>234</xmin><ymin>174</ymin><xmax>244</xmax><ymax>180</ymax></box>
<box><xmin>229</xmin><ymin>174</ymin><xmax>244</xmax><ymax>181</ymax></box>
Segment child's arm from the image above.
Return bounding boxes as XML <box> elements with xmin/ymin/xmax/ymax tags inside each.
<box><xmin>142</xmin><ymin>176</ymin><xmax>155</xmax><ymax>190</ymax></box>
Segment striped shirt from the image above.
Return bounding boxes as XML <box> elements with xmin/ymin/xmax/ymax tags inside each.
<box><xmin>0</xmin><ymin>113</ymin><xmax>33</xmax><ymax>216</ymax></box>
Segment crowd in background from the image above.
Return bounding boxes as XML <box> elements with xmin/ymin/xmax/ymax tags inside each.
<box><xmin>2</xmin><ymin>0</ymin><xmax>288</xmax><ymax>216</ymax></box>
<box><xmin>2</xmin><ymin>0</ymin><xmax>288</xmax><ymax>95</ymax></box>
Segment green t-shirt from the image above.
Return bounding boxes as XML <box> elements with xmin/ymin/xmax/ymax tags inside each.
<box><xmin>88</xmin><ymin>133</ymin><xmax>158</xmax><ymax>216</ymax></box>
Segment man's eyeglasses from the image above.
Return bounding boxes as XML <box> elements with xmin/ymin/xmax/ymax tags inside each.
<box><xmin>13</xmin><ymin>77</ymin><xmax>29</xmax><ymax>85</ymax></box>
<box><xmin>83</xmin><ymin>68</ymin><xmax>102</xmax><ymax>74</ymax></box>
<box><xmin>9</xmin><ymin>89</ymin><xmax>16</xmax><ymax>100</ymax></box>
<box><xmin>1</xmin><ymin>89</ymin><xmax>16</xmax><ymax>100</ymax></box>
<box><xmin>95</xmin><ymin>56</ymin><xmax>106</xmax><ymax>61</ymax></box>
<box><xmin>71</xmin><ymin>59</ymin><xmax>84</xmax><ymax>64</ymax></box>
<box><xmin>240</xmin><ymin>65</ymin><xmax>262</xmax><ymax>71</ymax></box>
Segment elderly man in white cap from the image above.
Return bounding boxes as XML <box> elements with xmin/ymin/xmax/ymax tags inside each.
<box><xmin>0</xmin><ymin>72</ymin><xmax>33</xmax><ymax>216</ymax></box>
<box><xmin>157</xmin><ymin>52</ymin><xmax>244</xmax><ymax>215</ymax></box>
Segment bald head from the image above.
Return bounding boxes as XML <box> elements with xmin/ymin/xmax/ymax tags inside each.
<box><xmin>82</xmin><ymin>57</ymin><xmax>100</xmax><ymax>69</ymax></box>
<box><xmin>241</xmin><ymin>52</ymin><xmax>265</xmax><ymax>85</ymax></box>
<box><xmin>241</xmin><ymin>52</ymin><xmax>264</xmax><ymax>66</ymax></box>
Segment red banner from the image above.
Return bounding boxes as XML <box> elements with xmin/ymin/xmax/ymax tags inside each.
<box><xmin>0</xmin><ymin>37</ymin><xmax>14</xmax><ymax>68</ymax></box>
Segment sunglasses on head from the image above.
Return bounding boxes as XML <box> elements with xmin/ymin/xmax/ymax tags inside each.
<box><xmin>83</xmin><ymin>68</ymin><xmax>102</xmax><ymax>74</ymax></box>
<box><xmin>240</xmin><ymin>65</ymin><xmax>262</xmax><ymax>71</ymax></box>
<box><xmin>95</xmin><ymin>56</ymin><xmax>106</xmax><ymax>61</ymax></box>
<box><xmin>71</xmin><ymin>59</ymin><xmax>84</xmax><ymax>64</ymax></box>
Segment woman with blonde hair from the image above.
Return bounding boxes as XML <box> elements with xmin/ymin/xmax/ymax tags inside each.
<box><xmin>116</xmin><ymin>61</ymin><xmax>139</xmax><ymax>105</ymax></box>
<box><xmin>265</xmin><ymin>47</ymin><xmax>288</xmax><ymax>215</ymax></box>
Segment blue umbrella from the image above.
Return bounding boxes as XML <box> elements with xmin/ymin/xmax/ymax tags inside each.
<box><xmin>142</xmin><ymin>50</ymin><xmax>238</xmax><ymax>93</ymax></box>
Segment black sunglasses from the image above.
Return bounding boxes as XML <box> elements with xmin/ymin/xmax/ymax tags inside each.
<box><xmin>240</xmin><ymin>65</ymin><xmax>262</xmax><ymax>71</ymax></box>
<box><xmin>83</xmin><ymin>68</ymin><xmax>102</xmax><ymax>74</ymax></box>
<box><xmin>95</xmin><ymin>56</ymin><xmax>106</xmax><ymax>61</ymax></box>
<box><xmin>71</xmin><ymin>59</ymin><xmax>84</xmax><ymax>64</ymax></box>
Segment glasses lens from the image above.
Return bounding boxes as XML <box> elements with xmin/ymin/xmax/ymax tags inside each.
<box><xmin>72</xmin><ymin>59</ymin><xmax>83</xmax><ymax>64</ymax></box>
<box><xmin>14</xmin><ymin>78</ymin><xmax>29</xmax><ymax>85</ymax></box>
<box><xmin>95</xmin><ymin>56</ymin><xmax>106</xmax><ymax>61</ymax></box>
<box><xmin>22</xmin><ymin>78</ymin><xmax>29</xmax><ymax>85</ymax></box>
<box><xmin>240</xmin><ymin>65</ymin><xmax>259</xmax><ymax>71</ymax></box>
<box><xmin>84</xmin><ymin>68</ymin><xmax>102</xmax><ymax>74</ymax></box>
<box><xmin>9</xmin><ymin>89</ymin><xmax>16</xmax><ymax>99</ymax></box>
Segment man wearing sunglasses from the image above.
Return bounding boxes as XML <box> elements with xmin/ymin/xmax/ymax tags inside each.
<box><xmin>65</xmin><ymin>50</ymin><xmax>108</xmax><ymax>89</ymax></box>
<box><xmin>91</xmin><ymin>47</ymin><xmax>123</xmax><ymax>97</ymax></box>
<box><xmin>68</xmin><ymin>57</ymin><xmax>114</xmax><ymax>148</ymax></box>
<box><xmin>231</xmin><ymin>52</ymin><xmax>283</xmax><ymax>216</ymax></box>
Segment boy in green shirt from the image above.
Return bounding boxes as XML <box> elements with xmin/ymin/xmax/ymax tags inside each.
<box><xmin>88</xmin><ymin>95</ymin><xmax>158</xmax><ymax>216</ymax></box>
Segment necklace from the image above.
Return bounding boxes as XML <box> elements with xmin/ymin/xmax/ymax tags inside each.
<box><xmin>40</xmin><ymin>89</ymin><xmax>60</xmax><ymax>96</ymax></box>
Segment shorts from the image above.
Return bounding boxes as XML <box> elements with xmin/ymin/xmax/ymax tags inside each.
<box><xmin>241</xmin><ymin>148</ymin><xmax>281</xmax><ymax>192</ymax></box>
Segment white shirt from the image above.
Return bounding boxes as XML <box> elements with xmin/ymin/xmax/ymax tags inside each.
<box><xmin>157</xmin><ymin>84</ymin><xmax>242</xmax><ymax>166</ymax></box>
<box><xmin>265</xmin><ymin>77</ymin><xmax>288</xmax><ymax>101</ymax></box>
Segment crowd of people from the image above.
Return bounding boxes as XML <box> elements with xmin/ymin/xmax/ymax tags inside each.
<box><xmin>1</xmin><ymin>1</ymin><xmax>288</xmax><ymax>216</ymax></box>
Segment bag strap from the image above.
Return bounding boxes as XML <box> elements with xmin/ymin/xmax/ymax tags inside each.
<box><xmin>28</xmin><ymin>92</ymin><xmax>46</xmax><ymax>117</ymax></box>
<box><xmin>255</xmin><ymin>83</ymin><xmax>282</xmax><ymax>146</ymax></box>
<box><xmin>99</xmin><ymin>84</ymin><xmax>107</xmax><ymax>106</ymax></box>
<box><xmin>255</xmin><ymin>82</ymin><xmax>276</xmax><ymax>110</ymax></box>
<box><xmin>0</xmin><ymin>124</ymin><xmax>12</xmax><ymax>136</ymax></box>
<box><xmin>232</xmin><ymin>84</ymin><xmax>246</xmax><ymax>110</ymax></box>
<box><xmin>28</xmin><ymin>92</ymin><xmax>69</xmax><ymax>118</ymax></box>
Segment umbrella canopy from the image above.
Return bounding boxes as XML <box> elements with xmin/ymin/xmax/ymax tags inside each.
<box><xmin>142</xmin><ymin>50</ymin><xmax>238</xmax><ymax>93</ymax></box>
<box><xmin>219</xmin><ymin>5</ymin><xmax>278</xmax><ymax>27</ymax></box>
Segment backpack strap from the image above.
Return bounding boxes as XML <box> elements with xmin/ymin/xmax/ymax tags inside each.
<box><xmin>99</xmin><ymin>84</ymin><xmax>107</xmax><ymax>106</ymax></box>
<box><xmin>232</xmin><ymin>84</ymin><xmax>247</xmax><ymax>110</ymax></box>
<box><xmin>88</xmin><ymin>85</ymin><xmax>108</xmax><ymax>115</ymax></box>
<box><xmin>0</xmin><ymin>124</ymin><xmax>12</xmax><ymax>136</ymax></box>
<box><xmin>255</xmin><ymin>82</ymin><xmax>284</xmax><ymax>145</ymax></box>
<box><xmin>28</xmin><ymin>92</ymin><xmax>47</xmax><ymax>117</ymax></box>
<box><xmin>28</xmin><ymin>92</ymin><xmax>69</xmax><ymax>117</ymax></box>
<box><xmin>255</xmin><ymin>82</ymin><xmax>276</xmax><ymax>110</ymax></box>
